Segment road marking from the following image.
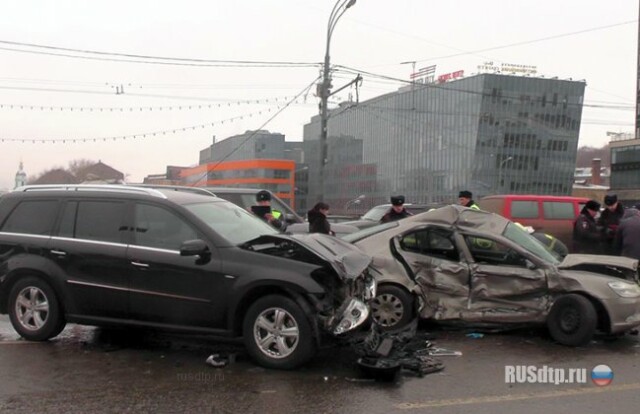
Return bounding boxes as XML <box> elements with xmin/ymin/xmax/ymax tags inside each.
<box><xmin>397</xmin><ymin>382</ymin><xmax>640</xmax><ymax>409</ymax></box>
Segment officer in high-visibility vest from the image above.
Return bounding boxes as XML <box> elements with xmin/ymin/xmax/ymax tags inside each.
<box><xmin>515</xmin><ymin>222</ymin><xmax>569</xmax><ymax>258</ymax></box>
<box><xmin>458</xmin><ymin>190</ymin><xmax>480</xmax><ymax>210</ymax></box>
<box><xmin>253</xmin><ymin>190</ymin><xmax>286</xmax><ymax>231</ymax></box>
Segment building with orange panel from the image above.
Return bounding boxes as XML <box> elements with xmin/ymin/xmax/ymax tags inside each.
<box><xmin>179</xmin><ymin>158</ymin><xmax>296</xmax><ymax>208</ymax></box>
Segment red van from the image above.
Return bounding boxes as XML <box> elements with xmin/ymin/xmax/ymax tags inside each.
<box><xmin>479</xmin><ymin>195</ymin><xmax>589</xmax><ymax>249</ymax></box>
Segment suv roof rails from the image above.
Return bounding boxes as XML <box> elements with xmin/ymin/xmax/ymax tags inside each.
<box><xmin>14</xmin><ymin>184</ymin><xmax>168</xmax><ymax>198</ymax></box>
<box><xmin>131</xmin><ymin>184</ymin><xmax>216</xmax><ymax>197</ymax></box>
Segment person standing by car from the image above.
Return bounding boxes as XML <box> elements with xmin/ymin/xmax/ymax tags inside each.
<box><xmin>597</xmin><ymin>194</ymin><xmax>625</xmax><ymax>255</ymax></box>
<box><xmin>252</xmin><ymin>190</ymin><xmax>286</xmax><ymax>231</ymax></box>
<box><xmin>307</xmin><ymin>202</ymin><xmax>333</xmax><ymax>235</ymax></box>
<box><xmin>458</xmin><ymin>190</ymin><xmax>480</xmax><ymax>210</ymax></box>
<box><xmin>572</xmin><ymin>200</ymin><xmax>603</xmax><ymax>254</ymax></box>
<box><xmin>380</xmin><ymin>195</ymin><xmax>412</xmax><ymax>223</ymax></box>
<box><xmin>613</xmin><ymin>208</ymin><xmax>640</xmax><ymax>260</ymax></box>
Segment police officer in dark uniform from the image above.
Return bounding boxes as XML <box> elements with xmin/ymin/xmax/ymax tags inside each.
<box><xmin>597</xmin><ymin>194</ymin><xmax>624</xmax><ymax>255</ymax></box>
<box><xmin>572</xmin><ymin>200</ymin><xmax>602</xmax><ymax>254</ymax></box>
<box><xmin>380</xmin><ymin>195</ymin><xmax>412</xmax><ymax>223</ymax></box>
<box><xmin>252</xmin><ymin>190</ymin><xmax>286</xmax><ymax>231</ymax></box>
<box><xmin>458</xmin><ymin>190</ymin><xmax>480</xmax><ymax>210</ymax></box>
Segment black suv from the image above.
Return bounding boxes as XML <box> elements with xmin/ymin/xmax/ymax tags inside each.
<box><xmin>0</xmin><ymin>185</ymin><xmax>375</xmax><ymax>369</ymax></box>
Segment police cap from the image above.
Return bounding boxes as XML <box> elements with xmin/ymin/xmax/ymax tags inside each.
<box><xmin>390</xmin><ymin>195</ymin><xmax>405</xmax><ymax>206</ymax></box>
<box><xmin>256</xmin><ymin>190</ymin><xmax>271</xmax><ymax>202</ymax></box>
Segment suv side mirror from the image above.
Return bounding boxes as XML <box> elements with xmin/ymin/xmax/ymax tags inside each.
<box><xmin>180</xmin><ymin>239</ymin><xmax>210</xmax><ymax>257</ymax></box>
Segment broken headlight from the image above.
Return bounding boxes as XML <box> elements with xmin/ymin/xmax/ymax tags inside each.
<box><xmin>608</xmin><ymin>281</ymin><xmax>640</xmax><ymax>298</ymax></box>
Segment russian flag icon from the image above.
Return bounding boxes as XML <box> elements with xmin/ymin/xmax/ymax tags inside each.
<box><xmin>591</xmin><ymin>365</ymin><xmax>613</xmax><ymax>387</ymax></box>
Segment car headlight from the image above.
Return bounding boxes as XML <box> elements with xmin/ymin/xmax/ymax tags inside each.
<box><xmin>608</xmin><ymin>281</ymin><xmax>640</xmax><ymax>298</ymax></box>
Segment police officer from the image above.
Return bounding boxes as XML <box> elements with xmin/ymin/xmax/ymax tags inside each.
<box><xmin>597</xmin><ymin>194</ymin><xmax>624</xmax><ymax>255</ymax></box>
<box><xmin>253</xmin><ymin>190</ymin><xmax>286</xmax><ymax>231</ymax></box>
<box><xmin>572</xmin><ymin>200</ymin><xmax>602</xmax><ymax>254</ymax></box>
<box><xmin>613</xmin><ymin>207</ymin><xmax>640</xmax><ymax>260</ymax></box>
<box><xmin>531</xmin><ymin>232</ymin><xmax>569</xmax><ymax>258</ymax></box>
<box><xmin>380</xmin><ymin>195</ymin><xmax>412</xmax><ymax>223</ymax></box>
<box><xmin>458</xmin><ymin>190</ymin><xmax>480</xmax><ymax>210</ymax></box>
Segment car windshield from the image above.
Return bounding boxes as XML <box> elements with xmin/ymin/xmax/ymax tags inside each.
<box><xmin>361</xmin><ymin>205</ymin><xmax>389</xmax><ymax>221</ymax></box>
<box><xmin>503</xmin><ymin>222</ymin><xmax>560</xmax><ymax>265</ymax></box>
<box><xmin>341</xmin><ymin>221</ymin><xmax>399</xmax><ymax>243</ymax></box>
<box><xmin>185</xmin><ymin>201</ymin><xmax>279</xmax><ymax>244</ymax></box>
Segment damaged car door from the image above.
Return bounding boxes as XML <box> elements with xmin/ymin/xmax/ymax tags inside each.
<box><xmin>462</xmin><ymin>234</ymin><xmax>549</xmax><ymax>324</ymax></box>
<box><xmin>392</xmin><ymin>226</ymin><xmax>471</xmax><ymax>320</ymax></box>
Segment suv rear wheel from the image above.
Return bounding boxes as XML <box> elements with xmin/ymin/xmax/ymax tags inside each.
<box><xmin>8</xmin><ymin>277</ymin><xmax>66</xmax><ymax>341</ymax></box>
<box><xmin>242</xmin><ymin>295</ymin><xmax>316</xmax><ymax>369</ymax></box>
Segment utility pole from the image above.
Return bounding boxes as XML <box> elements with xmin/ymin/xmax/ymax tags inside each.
<box><xmin>318</xmin><ymin>0</ymin><xmax>356</xmax><ymax>202</ymax></box>
<box><xmin>636</xmin><ymin>0</ymin><xmax>640</xmax><ymax>138</ymax></box>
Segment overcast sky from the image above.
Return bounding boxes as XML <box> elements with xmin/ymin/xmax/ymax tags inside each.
<box><xmin>1</xmin><ymin>0</ymin><xmax>637</xmax><ymax>190</ymax></box>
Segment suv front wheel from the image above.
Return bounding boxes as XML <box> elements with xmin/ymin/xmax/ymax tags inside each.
<box><xmin>242</xmin><ymin>295</ymin><xmax>316</xmax><ymax>369</ymax></box>
<box><xmin>8</xmin><ymin>277</ymin><xmax>66</xmax><ymax>341</ymax></box>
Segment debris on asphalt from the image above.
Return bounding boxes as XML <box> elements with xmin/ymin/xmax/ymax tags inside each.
<box><xmin>205</xmin><ymin>353</ymin><xmax>229</xmax><ymax>367</ymax></box>
<box><xmin>422</xmin><ymin>347</ymin><xmax>462</xmax><ymax>357</ymax></box>
<box><xmin>466</xmin><ymin>333</ymin><xmax>484</xmax><ymax>339</ymax></box>
<box><xmin>352</xmin><ymin>319</ymin><xmax>445</xmax><ymax>381</ymax></box>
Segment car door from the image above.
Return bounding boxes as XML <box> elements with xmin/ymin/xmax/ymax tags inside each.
<box><xmin>392</xmin><ymin>227</ymin><xmax>470</xmax><ymax>320</ymax></box>
<box><xmin>126</xmin><ymin>202</ymin><xmax>228</xmax><ymax>329</ymax></box>
<box><xmin>50</xmin><ymin>199</ymin><xmax>130</xmax><ymax>319</ymax></box>
<box><xmin>462</xmin><ymin>233</ymin><xmax>549</xmax><ymax>323</ymax></box>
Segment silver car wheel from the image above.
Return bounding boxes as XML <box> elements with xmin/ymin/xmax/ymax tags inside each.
<box><xmin>15</xmin><ymin>286</ymin><xmax>49</xmax><ymax>332</ymax></box>
<box><xmin>253</xmin><ymin>307</ymin><xmax>300</xmax><ymax>359</ymax></box>
<box><xmin>371</xmin><ymin>293</ymin><xmax>404</xmax><ymax>327</ymax></box>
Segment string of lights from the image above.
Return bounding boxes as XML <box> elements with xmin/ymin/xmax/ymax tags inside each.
<box><xmin>0</xmin><ymin>106</ymin><xmax>286</xmax><ymax>144</ymax></box>
<box><xmin>0</xmin><ymin>95</ymin><xmax>305</xmax><ymax>113</ymax></box>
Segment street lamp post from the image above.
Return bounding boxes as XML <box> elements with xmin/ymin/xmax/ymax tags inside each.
<box><xmin>497</xmin><ymin>156</ymin><xmax>514</xmax><ymax>194</ymax></box>
<box><xmin>344</xmin><ymin>194</ymin><xmax>365</xmax><ymax>212</ymax></box>
<box><xmin>318</xmin><ymin>0</ymin><xmax>356</xmax><ymax>203</ymax></box>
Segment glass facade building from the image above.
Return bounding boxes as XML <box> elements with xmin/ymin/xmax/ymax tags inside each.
<box><xmin>610</xmin><ymin>137</ymin><xmax>640</xmax><ymax>205</ymax></box>
<box><xmin>302</xmin><ymin>73</ymin><xmax>586</xmax><ymax>211</ymax></box>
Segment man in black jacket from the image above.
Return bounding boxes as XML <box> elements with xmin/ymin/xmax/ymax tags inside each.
<box><xmin>380</xmin><ymin>195</ymin><xmax>412</xmax><ymax>223</ymax></box>
<box><xmin>613</xmin><ymin>208</ymin><xmax>640</xmax><ymax>260</ymax></box>
<box><xmin>598</xmin><ymin>194</ymin><xmax>625</xmax><ymax>254</ymax></box>
<box><xmin>572</xmin><ymin>200</ymin><xmax>602</xmax><ymax>254</ymax></box>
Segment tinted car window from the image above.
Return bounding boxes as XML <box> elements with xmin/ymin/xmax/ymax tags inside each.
<box><xmin>74</xmin><ymin>201</ymin><xmax>127</xmax><ymax>243</ymax></box>
<box><xmin>134</xmin><ymin>203</ymin><xmax>198</xmax><ymax>250</ymax></box>
<box><xmin>543</xmin><ymin>201</ymin><xmax>575</xmax><ymax>220</ymax></box>
<box><xmin>1</xmin><ymin>200</ymin><xmax>58</xmax><ymax>235</ymax></box>
<box><xmin>510</xmin><ymin>201</ymin><xmax>539</xmax><ymax>219</ymax></box>
<box><xmin>185</xmin><ymin>201</ymin><xmax>278</xmax><ymax>244</ymax></box>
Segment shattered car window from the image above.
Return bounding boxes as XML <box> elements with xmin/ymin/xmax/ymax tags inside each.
<box><xmin>400</xmin><ymin>229</ymin><xmax>459</xmax><ymax>261</ymax></box>
<box><xmin>503</xmin><ymin>222</ymin><xmax>560</xmax><ymax>265</ymax></box>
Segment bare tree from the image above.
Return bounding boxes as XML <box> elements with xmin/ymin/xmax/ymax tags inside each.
<box><xmin>68</xmin><ymin>159</ymin><xmax>96</xmax><ymax>177</ymax></box>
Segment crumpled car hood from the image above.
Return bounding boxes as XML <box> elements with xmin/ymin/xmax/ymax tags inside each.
<box><xmin>243</xmin><ymin>233</ymin><xmax>372</xmax><ymax>279</ymax></box>
<box><xmin>558</xmin><ymin>254</ymin><xmax>638</xmax><ymax>271</ymax></box>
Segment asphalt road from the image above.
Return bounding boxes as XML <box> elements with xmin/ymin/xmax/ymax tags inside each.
<box><xmin>0</xmin><ymin>315</ymin><xmax>639</xmax><ymax>414</ymax></box>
